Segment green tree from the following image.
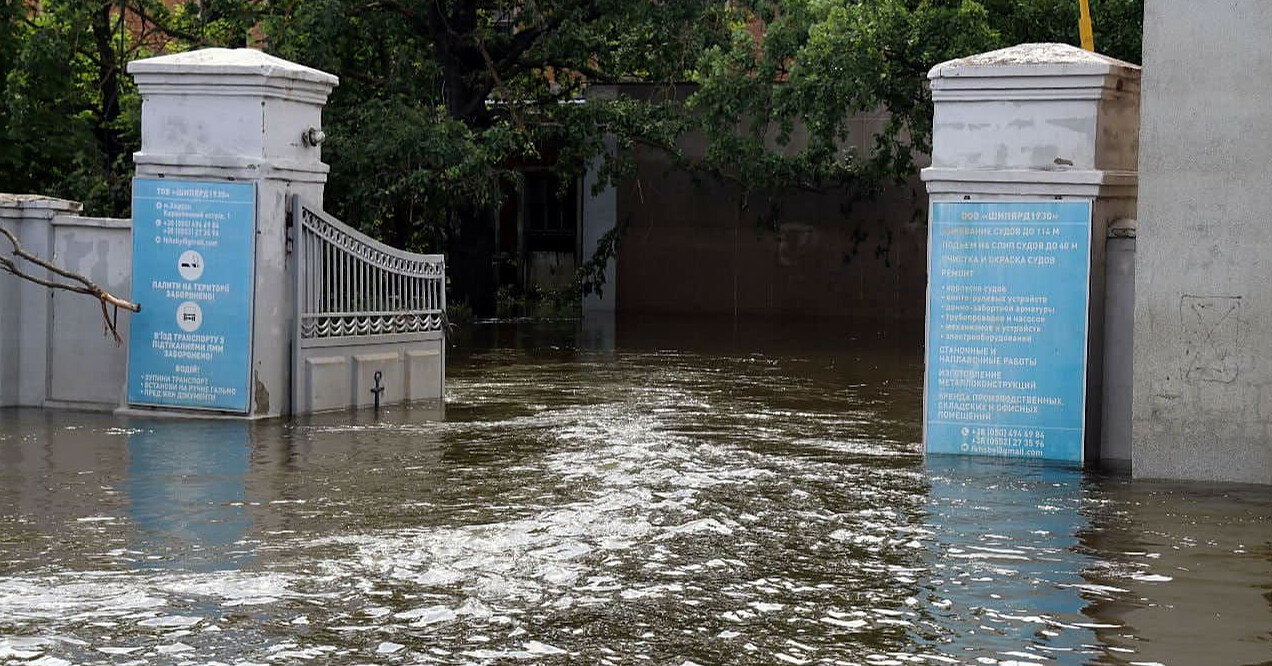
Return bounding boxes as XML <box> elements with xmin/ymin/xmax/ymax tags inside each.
<box><xmin>2</xmin><ymin>1</ymin><xmax>1143</xmax><ymax>308</ymax></box>
<box><xmin>690</xmin><ymin>1</ymin><xmax>999</xmax><ymax>197</ymax></box>
<box><xmin>0</xmin><ymin>0</ymin><xmax>266</xmax><ymax>217</ymax></box>
<box><xmin>980</xmin><ymin>0</ymin><xmax>1142</xmax><ymax>63</ymax></box>
<box><xmin>2</xmin><ymin>0</ymin><xmax>135</xmax><ymax>215</ymax></box>
<box><xmin>256</xmin><ymin>0</ymin><xmax>731</xmax><ymax>308</ymax></box>
<box><xmin>252</xmin><ymin>1</ymin><xmax>1011</xmax><ymax>308</ymax></box>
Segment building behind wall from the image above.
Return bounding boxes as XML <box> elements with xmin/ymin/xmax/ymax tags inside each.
<box><xmin>469</xmin><ymin>82</ymin><xmax>929</xmax><ymax>322</ymax></box>
<box><xmin>494</xmin><ymin>167</ymin><xmax>582</xmax><ymax>309</ymax></box>
<box><xmin>611</xmin><ymin>140</ymin><xmax>928</xmax><ymax>320</ymax></box>
<box><xmin>580</xmin><ymin>83</ymin><xmax>929</xmax><ymax>322</ymax></box>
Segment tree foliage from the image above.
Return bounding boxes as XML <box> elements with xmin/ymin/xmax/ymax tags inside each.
<box><xmin>2</xmin><ymin>0</ymin><xmax>1142</xmax><ymax>281</ymax></box>
<box><xmin>691</xmin><ymin>1</ymin><xmax>1000</xmax><ymax>198</ymax></box>
<box><xmin>0</xmin><ymin>0</ymin><xmax>276</xmax><ymax>216</ymax></box>
<box><xmin>2</xmin><ymin>0</ymin><xmax>137</xmax><ymax>215</ymax></box>
<box><xmin>980</xmin><ymin>0</ymin><xmax>1141</xmax><ymax>64</ymax></box>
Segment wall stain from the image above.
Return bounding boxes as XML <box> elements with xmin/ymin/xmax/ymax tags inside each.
<box><xmin>1180</xmin><ymin>294</ymin><xmax>1241</xmax><ymax>383</ymax></box>
<box><xmin>254</xmin><ymin>373</ymin><xmax>270</xmax><ymax>414</ymax></box>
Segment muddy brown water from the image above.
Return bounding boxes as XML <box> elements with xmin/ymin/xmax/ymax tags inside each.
<box><xmin>1</xmin><ymin>317</ymin><xmax>1271</xmax><ymax>665</ymax></box>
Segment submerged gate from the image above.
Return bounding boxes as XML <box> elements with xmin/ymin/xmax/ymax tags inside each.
<box><xmin>291</xmin><ymin>196</ymin><xmax>445</xmax><ymax>413</ymax></box>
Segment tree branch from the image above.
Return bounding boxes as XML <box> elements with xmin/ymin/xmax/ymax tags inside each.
<box><xmin>351</xmin><ymin>0</ymin><xmax>429</xmax><ymax>36</ymax></box>
<box><xmin>0</xmin><ymin>226</ymin><xmax>139</xmax><ymax>345</ymax></box>
<box><xmin>475</xmin><ymin>36</ymin><xmax>524</xmax><ymax>130</ymax></box>
<box><xmin>492</xmin><ymin>1</ymin><xmax>604</xmax><ymax>72</ymax></box>
<box><xmin>122</xmin><ymin>0</ymin><xmax>207</xmax><ymax>45</ymax></box>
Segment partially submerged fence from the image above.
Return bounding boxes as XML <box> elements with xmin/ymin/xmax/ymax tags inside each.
<box><xmin>291</xmin><ymin>196</ymin><xmax>445</xmax><ymax>413</ymax></box>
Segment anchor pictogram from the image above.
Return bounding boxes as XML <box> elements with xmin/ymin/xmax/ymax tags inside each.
<box><xmin>370</xmin><ymin>370</ymin><xmax>385</xmax><ymax>411</ymax></box>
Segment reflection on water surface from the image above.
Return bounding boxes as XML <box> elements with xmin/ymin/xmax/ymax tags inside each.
<box><xmin>1</xmin><ymin>317</ymin><xmax>1270</xmax><ymax>665</ymax></box>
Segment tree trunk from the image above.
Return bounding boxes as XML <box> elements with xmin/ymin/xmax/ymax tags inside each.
<box><xmin>426</xmin><ymin>1</ymin><xmax>489</xmax><ymax>125</ymax></box>
<box><xmin>90</xmin><ymin>0</ymin><xmax>125</xmax><ymax>214</ymax></box>
<box><xmin>447</xmin><ymin>207</ymin><xmax>499</xmax><ymax>316</ymax></box>
<box><xmin>424</xmin><ymin>2</ymin><xmax>501</xmax><ymax>314</ymax></box>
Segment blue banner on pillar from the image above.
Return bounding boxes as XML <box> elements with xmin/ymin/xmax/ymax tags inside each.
<box><xmin>924</xmin><ymin>200</ymin><xmax>1093</xmax><ymax>463</ymax></box>
<box><xmin>127</xmin><ymin>179</ymin><xmax>256</xmax><ymax>413</ymax></box>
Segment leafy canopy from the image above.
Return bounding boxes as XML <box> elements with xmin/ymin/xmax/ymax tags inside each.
<box><xmin>2</xmin><ymin>0</ymin><xmax>1141</xmax><ymax>241</ymax></box>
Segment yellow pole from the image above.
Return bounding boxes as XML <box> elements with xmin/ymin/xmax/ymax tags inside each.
<box><xmin>1078</xmin><ymin>0</ymin><xmax>1095</xmax><ymax>51</ymax></box>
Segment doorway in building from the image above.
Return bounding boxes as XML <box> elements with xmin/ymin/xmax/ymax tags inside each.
<box><xmin>494</xmin><ymin>170</ymin><xmax>580</xmax><ymax>318</ymax></box>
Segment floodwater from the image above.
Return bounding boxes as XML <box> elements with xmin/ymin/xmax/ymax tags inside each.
<box><xmin>2</xmin><ymin>316</ymin><xmax>1271</xmax><ymax>666</ymax></box>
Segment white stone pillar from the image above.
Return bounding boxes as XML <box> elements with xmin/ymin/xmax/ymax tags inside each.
<box><xmin>127</xmin><ymin>48</ymin><xmax>337</xmax><ymax>417</ymax></box>
<box><xmin>0</xmin><ymin>195</ymin><xmax>84</xmax><ymax>407</ymax></box>
<box><xmin>921</xmin><ymin>44</ymin><xmax>1140</xmax><ymax>466</ymax></box>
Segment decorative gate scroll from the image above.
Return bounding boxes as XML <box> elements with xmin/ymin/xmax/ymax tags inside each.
<box><xmin>291</xmin><ymin>196</ymin><xmax>445</xmax><ymax>413</ymax></box>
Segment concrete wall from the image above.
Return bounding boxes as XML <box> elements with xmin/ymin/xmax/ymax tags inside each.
<box><xmin>0</xmin><ymin>195</ymin><xmax>132</xmax><ymax>410</ymax></box>
<box><xmin>581</xmin><ymin>137</ymin><xmax>618</xmax><ymax>314</ymax></box>
<box><xmin>1133</xmin><ymin>1</ymin><xmax>1272</xmax><ymax>483</ymax></box>
<box><xmin>47</xmin><ymin>215</ymin><xmax>133</xmax><ymax>407</ymax></box>
<box><xmin>1102</xmin><ymin>221</ymin><xmax>1136</xmax><ymax>469</ymax></box>
<box><xmin>573</xmin><ymin>83</ymin><xmax>930</xmax><ymax>320</ymax></box>
<box><xmin>0</xmin><ymin>195</ymin><xmax>81</xmax><ymax>407</ymax></box>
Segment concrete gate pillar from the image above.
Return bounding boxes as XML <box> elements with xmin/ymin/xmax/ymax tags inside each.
<box><xmin>126</xmin><ymin>49</ymin><xmax>337</xmax><ymax>417</ymax></box>
<box><xmin>921</xmin><ymin>44</ymin><xmax>1140</xmax><ymax>467</ymax></box>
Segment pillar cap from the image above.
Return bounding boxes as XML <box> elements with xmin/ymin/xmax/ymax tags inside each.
<box><xmin>929</xmin><ymin>43</ymin><xmax>1140</xmax><ymax>80</ymax></box>
<box><xmin>128</xmin><ymin>49</ymin><xmax>337</xmax><ymax>181</ymax></box>
<box><xmin>0</xmin><ymin>194</ymin><xmax>83</xmax><ymax>219</ymax></box>
<box><xmin>128</xmin><ymin>48</ymin><xmax>338</xmax><ymax>86</ymax></box>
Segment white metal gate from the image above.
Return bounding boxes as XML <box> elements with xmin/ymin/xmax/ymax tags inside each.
<box><xmin>291</xmin><ymin>196</ymin><xmax>445</xmax><ymax>413</ymax></box>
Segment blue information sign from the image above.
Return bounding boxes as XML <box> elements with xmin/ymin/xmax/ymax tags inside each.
<box><xmin>924</xmin><ymin>201</ymin><xmax>1093</xmax><ymax>463</ymax></box>
<box><xmin>127</xmin><ymin>179</ymin><xmax>256</xmax><ymax>412</ymax></box>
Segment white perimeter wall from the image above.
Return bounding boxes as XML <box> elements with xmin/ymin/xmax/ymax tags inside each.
<box><xmin>0</xmin><ymin>195</ymin><xmax>132</xmax><ymax>410</ymax></box>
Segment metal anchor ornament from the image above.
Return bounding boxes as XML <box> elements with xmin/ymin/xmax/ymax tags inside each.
<box><xmin>370</xmin><ymin>370</ymin><xmax>385</xmax><ymax>411</ymax></box>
